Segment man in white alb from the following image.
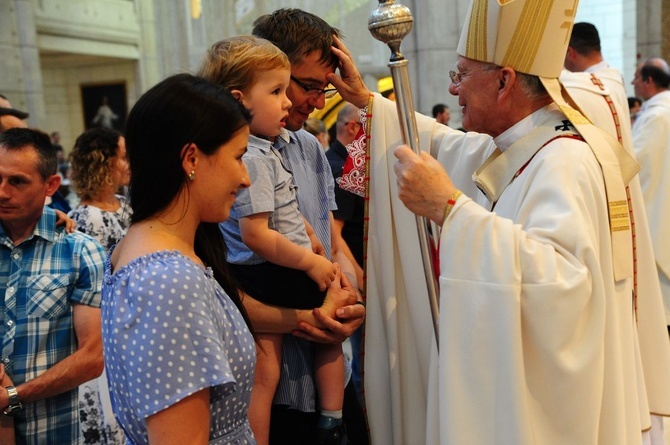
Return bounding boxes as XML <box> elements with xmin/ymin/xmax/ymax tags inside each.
<box><xmin>631</xmin><ymin>58</ymin><xmax>670</xmax><ymax>339</ymax></box>
<box><xmin>326</xmin><ymin>1</ymin><xmax>670</xmax><ymax>444</ymax></box>
<box><xmin>561</xmin><ymin>22</ymin><xmax>670</xmax><ymax>445</ymax></box>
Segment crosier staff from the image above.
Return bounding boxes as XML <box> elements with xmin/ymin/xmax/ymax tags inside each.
<box><xmin>369</xmin><ymin>0</ymin><xmax>440</xmax><ymax>348</ymax></box>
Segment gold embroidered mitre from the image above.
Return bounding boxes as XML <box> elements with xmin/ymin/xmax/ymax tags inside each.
<box><xmin>457</xmin><ymin>0</ymin><xmax>579</xmax><ymax>78</ymax></box>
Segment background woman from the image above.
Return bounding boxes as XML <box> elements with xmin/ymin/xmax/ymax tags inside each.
<box><xmin>68</xmin><ymin>127</ymin><xmax>131</xmax><ymax>250</ymax></box>
<box><xmin>68</xmin><ymin>127</ymin><xmax>130</xmax><ymax>445</ymax></box>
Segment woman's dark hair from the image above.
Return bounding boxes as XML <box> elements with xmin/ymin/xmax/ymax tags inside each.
<box><xmin>124</xmin><ymin>73</ymin><xmax>253</xmax><ymax>330</ymax></box>
<box><xmin>69</xmin><ymin>127</ymin><xmax>122</xmax><ymax>200</ymax></box>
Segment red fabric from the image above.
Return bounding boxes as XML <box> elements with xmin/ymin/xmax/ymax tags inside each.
<box><xmin>338</xmin><ymin>118</ymin><xmax>368</xmax><ymax>197</ymax></box>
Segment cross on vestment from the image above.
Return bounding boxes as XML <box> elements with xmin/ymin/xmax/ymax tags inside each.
<box><xmin>590</xmin><ymin>75</ymin><xmax>605</xmax><ymax>90</ymax></box>
<box><xmin>555</xmin><ymin>120</ymin><xmax>574</xmax><ymax>131</ymax></box>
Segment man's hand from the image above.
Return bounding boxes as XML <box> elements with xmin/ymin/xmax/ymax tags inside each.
<box><xmin>328</xmin><ymin>36</ymin><xmax>371</xmax><ymax>109</ymax></box>
<box><xmin>0</xmin><ymin>364</ymin><xmax>15</xmax><ymax>444</ymax></box>
<box><xmin>0</xmin><ymin>363</ymin><xmax>14</xmax><ymax>408</ymax></box>
<box><xmin>293</xmin><ymin>268</ymin><xmax>363</xmax><ymax>343</ymax></box>
<box><xmin>394</xmin><ymin>146</ymin><xmax>458</xmax><ymax>225</ymax></box>
<box><xmin>54</xmin><ymin>210</ymin><xmax>76</xmax><ymax>233</ymax></box>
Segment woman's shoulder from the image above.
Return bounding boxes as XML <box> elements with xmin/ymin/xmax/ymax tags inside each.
<box><xmin>105</xmin><ymin>249</ymin><xmax>211</xmax><ymax>285</ymax></box>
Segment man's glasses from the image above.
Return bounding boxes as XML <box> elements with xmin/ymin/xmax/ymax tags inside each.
<box><xmin>448</xmin><ymin>68</ymin><xmax>496</xmax><ymax>87</ymax></box>
<box><xmin>290</xmin><ymin>76</ymin><xmax>338</xmax><ymax>98</ymax></box>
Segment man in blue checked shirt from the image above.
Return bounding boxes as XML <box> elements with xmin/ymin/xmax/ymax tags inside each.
<box><xmin>0</xmin><ymin>128</ymin><xmax>106</xmax><ymax>445</ymax></box>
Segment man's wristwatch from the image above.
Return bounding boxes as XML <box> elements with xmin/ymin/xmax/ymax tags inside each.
<box><xmin>3</xmin><ymin>386</ymin><xmax>23</xmax><ymax>416</ymax></box>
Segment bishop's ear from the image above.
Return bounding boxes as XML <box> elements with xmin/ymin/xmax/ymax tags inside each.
<box><xmin>498</xmin><ymin>67</ymin><xmax>515</xmax><ymax>92</ymax></box>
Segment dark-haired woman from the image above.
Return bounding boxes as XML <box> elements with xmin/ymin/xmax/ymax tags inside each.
<box><xmin>101</xmin><ymin>74</ymin><xmax>354</xmax><ymax>445</ymax></box>
<box><xmin>102</xmin><ymin>74</ymin><xmax>254</xmax><ymax>445</ymax></box>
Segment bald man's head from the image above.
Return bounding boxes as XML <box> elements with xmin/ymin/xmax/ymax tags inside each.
<box><xmin>632</xmin><ymin>58</ymin><xmax>670</xmax><ymax>100</ymax></box>
<box><xmin>335</xmin><ymin>103</ymin><xmax>361</xmax><ymax>146</ymax></box>
<box><xmin>0</xmin><ymin>94</ymin><xmax>29</xmax><ymax>132</ymax></box>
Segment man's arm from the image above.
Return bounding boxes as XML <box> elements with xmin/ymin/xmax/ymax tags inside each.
<box><xmin>0</xmin><ymin>365</ymin><xmax>16</xmax><ymax>445</ymax></box>
<box><xmin>304</xmin><ymin>218</ymin><xmax>326</xmax><ymax>256</ymax></box>
<box><xmin>292</xmin><ymin>226</ymin><xmax>366</xmax><ymax>344</ymax></box>
<box><xmin>243</xmin><ymin>265</ymin><xmax>362</xmax><ymax>341</ymax></box>
<box><xmin>242</xmin><ymin>293</ymin><xmax>317</xmax><ymax>333</ymax></box>
<box><xmin>331</xmin><ymin>214</ymin><xmax>364</xmax><ymax>292</ymax></box>
<box><xmin>0</xmin><ymin>304</ymin><xmax>103</xmax><ymax>408</ymax></box>
<box><xmin>293</xmin><ymin>303</ymin><xmax>366</xmax><ymax>344</ymax></box>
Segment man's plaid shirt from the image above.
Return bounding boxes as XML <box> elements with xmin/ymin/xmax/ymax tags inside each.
<box><xmin>0</xmin><ymin>207</ymin><xmax>105</xmax><ymax>445</ymax></box>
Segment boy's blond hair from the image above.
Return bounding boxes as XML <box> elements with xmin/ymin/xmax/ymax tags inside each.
<box><xmin>198</xmin><ymin>36</ymin><xmax>290</xmax><ymax>92</ymax></box>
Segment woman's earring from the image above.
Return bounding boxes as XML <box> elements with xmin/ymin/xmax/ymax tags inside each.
<box><xmin>188</xmin><ymin>170</ymin><xmax>195</xmax><ymax>181</ymax></box>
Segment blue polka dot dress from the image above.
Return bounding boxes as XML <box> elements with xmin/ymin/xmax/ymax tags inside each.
<box><xmin>101</xmin><ymin>250</ymin><xmax>256</xmax><ymax>444</ymax></box>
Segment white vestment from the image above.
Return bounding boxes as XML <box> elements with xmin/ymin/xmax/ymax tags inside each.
<box><xmin>364</xmin><ymin>92</ymin><xmax>667</xmax><ymax>445</ymax></box>
<box><xmin>631</xmin><ymin>89</ymin><xmax>670</xmax><ymax>324</ymax></box>
<box><xmin>561</xmin><ymin>67</ymin><xmax>670</xmax><ymax>444</ymax></box>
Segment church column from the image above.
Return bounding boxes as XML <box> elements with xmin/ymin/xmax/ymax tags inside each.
<box><xmin>406</xmin><ymin>0</ymin><xmax>467</xmax><ymax>128</ymax></box>
<box><xmin>636</xmin><ymin>0</ymin><xmax>670</xmax><ymax>61</ymax></box>
<box><xmin>0</xmin><ymin>0</ymin><xmax>46</xmax><ymax>128</ymax></box>
<box><xmin>135</xmin><ymin>0</ymin><xmax>161</xmax><ymax>96</ymax></box>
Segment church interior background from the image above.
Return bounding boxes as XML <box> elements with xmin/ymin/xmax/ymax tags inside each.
<box><xmin>2</xmin><ymin>0</ymin><xmax>664</xmax><ymax>152</ymax></box>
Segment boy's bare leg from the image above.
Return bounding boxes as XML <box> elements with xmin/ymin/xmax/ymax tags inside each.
<box><xmin>314</xmin><ymin>343</ymin><xmax>344</xmax><ymax>413</ymax></box>
<box><xmin>249</xmin><ymin>333</ymin><xmax>283</xmax><ymax>445</ymax></box>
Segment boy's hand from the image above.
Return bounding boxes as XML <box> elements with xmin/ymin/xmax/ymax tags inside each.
<box><xmin>306</xmin><ymin>254</ymin><xmax>338</xmax><ymax>291</ymax></box>
<box><xmin>55</xmin><ymin>210</ymin><xmax>76</xmax><ymax>233</ymax></box>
